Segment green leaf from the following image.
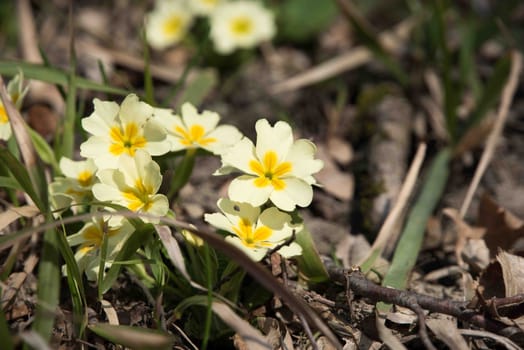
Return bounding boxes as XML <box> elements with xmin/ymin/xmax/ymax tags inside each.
<box><xmin>0</xmin><ymin>175</ymin><xmax>21</xmax><ymax>190</ymax></box>
<box><xmin>378</xmin><ymin>148</ymin><xmax>451</xmax><ymax>311</ymax></box>
<box><xmin>56</xmin><ymin>223</ymin><xmax>87</xmax><ymax>336</ymax></box>
<box><xmin>336</xmin><ymin>0</ymin><xmax>408</xmax><ymax>85</ymax></box>
<box><xmin>32</xmin><ymin>222</ymin><xmax>60</xmax><ymax>343</ymax></box>
<box><xmin>99</xmin><ymin>223</ymin><xmax>155</xmax><ymax>294</ymax></box>
<box><xmin>27</xmin><ymin>128</ymin><xmax>59</xmax><ymax>172</ymax></box>
<box><xmin>0</xmin><ymin>61</ymin><xmax>128</xmax><ymax>95</ymax></box>
<box><xmin>88</xmin><ymin>324</ymin><xmax>174</xmax><ymax>350</ymax></box>
<box><xmin>462</xmin><ymin>54</ymin><xmax>512</xmax><ymax>136</ymax></box>
<box><xmin>295</xmin><ymin>227</ymin><xmax>329</xmax><ymax>283</ymax></box>
<box><xmin>279</xmin><ymin>0</ymin><xmax>337</xmax><ymax>42</ymax></box>
<box><xmin>58</xmin><ymin>71</ymin><xmax>77</xmax><ymax>159</ymax></box>
<box><xmin>176</xmin><ymin>69</ymin><xmax>217</xmax><ymax>108</ymax></box>
<box><xmin>0</xmin><ymin>147</ymin><xmax>45</xmax><ymax>211</ymax></box>
<box><xmin>0</xmin><ymin>305</ymin><xmax>14</xmax><ymax>350</ymax></box>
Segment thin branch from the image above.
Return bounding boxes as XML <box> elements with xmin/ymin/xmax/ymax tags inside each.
<box><xmin>328</xmin><ymin>265</ymin><xmax>524</xmax><ymax>340</ymax></box>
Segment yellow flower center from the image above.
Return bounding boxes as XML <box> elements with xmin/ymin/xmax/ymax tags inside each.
<box><xmin>0</xmin><ymin>104</ymin><xmax>8</xmax><ymax>124</ymax></box>
<box><xmin>175</xmin><ymin>124</ymin><xmax>216</xmax><ymax>147</ymax></box>
<box><xmin>249</xmin><ymin>151</ymin><xmax>292</xmax><ymax>190</ymax></box>
<box><xmin>80</xmin><ymin>222</ymin><xmax>120</xmax><ymax>252</ymax></box>
<box><xmin>77</xmin><ymin>170</ymin><xmax>94</xmax><ymax>187</ymax></box>
<box><xmin>121</xmin><ymin>178</ymin><xmax>154</xmax><ymax>212</ymax></box>
<box><xmin>109</xmin><ymin>122</ymin><xmax>147</xmax><ymax>156</ymax></box>
<box><xmin>163</xmin><ymin>16</ymin><xmax>183</xmax><ymax>36</ymax></box>
<box><xmin>233</xmin><ymin>217</ymin><xmax>272</xmax><ymax>248</ymax></box>
<box><xmin>230</xmin><ymin>16</ymin><xmax>253</xmax><ymax>36</ymax></box>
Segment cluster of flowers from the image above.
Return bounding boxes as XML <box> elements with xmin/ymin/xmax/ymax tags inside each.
<box><xmin>146</xmin><ymin>0</ymin><xmax>275</xmax><ymax>54</ymax></box>
<box><xmin>49</xmin><ymin>93</ymin><xmax>322</xmax><ymax>279</ymax></box>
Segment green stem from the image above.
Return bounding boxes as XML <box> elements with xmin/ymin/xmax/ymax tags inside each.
<box><xmin>167</xmin><ymin>148</ymin><xmax>197</xmax><ymax>199</ymax></box>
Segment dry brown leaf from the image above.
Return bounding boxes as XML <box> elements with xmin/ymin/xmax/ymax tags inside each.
<box><xmin>497</xmin><ymin>251</ymin><xmax>524</xmax><ymax>297</ymax></box>
<box><xmin>443</xmin><ymin>207</ymin><xmax>487</xmax><ymax>267</ymax></box>
<box><xmin>257</xmin><ymin>317</ymin><xmax>294</xmax><ymax>350</ymax></box>
<box><xmin>316</xmin><ymin>144</ymin><xmax>354</xmax><ymax>201</ymax></box>
<box><xmin>327</xmin><ymin>137</ymin><xmax>353</xmax><ymax>166</ymax></box>
<box><xmin>478</xmin><ymin>194</ymin><xmax>524</xmax><ymax>258</ymax></box>
<box><xmin>426</xmin><ymin>316</ymin><xmax>469</xmax><ymax>350</ymax></box>
<box><xmin>212</xmin><ymin>302</ymin><xmax>271</xmax><ymax>350</ymax></box>
<box><xmin>0</xmin><ymin>205</ymin><xmax>40</xmax><ymax>232</ymax></box>
<box><xmin>375</xmin><ymin>311</ymin><xmax>407</xmax><ymax>350</ymax></box>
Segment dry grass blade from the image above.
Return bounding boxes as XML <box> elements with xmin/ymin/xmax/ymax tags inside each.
<box><xmin>375</xmin><ymin>311</ymin><xmax>407</xmax><ymax>350</ymax></box>
<box><xmin>426</xmin><ymin>317</ymin><xmax>468</xmax><ymax>350</ymax></box>
<box><xmin>100</xmin><ymin>299</ymin><xmax>119</xmax><ymax>325</ymax></box>
<box><xmin>0</xmin><ymin>205</ymin><xmax>40</xmax><ymax>232</ymax></box>
<box><xmin>459</xmin><ymin>50</ymin><xmax>523</xmax><ymax>218</ymax></box>
<box><xmin>270</xmin><ymin>17</ymin><xmax>416</xmax><ymax>94</ymax></box>
<box><xmin>16</xmin><ymin>0</ymin><xmax>64</xmax><ymax>112</ymax></box>
<box><xmin>459</xmin><ymin>329</ymin><xmax>521</xmax><ymax>350</ymax></box>
<box><xmin>212</xmin><ymin>302</ymin><xmax>271</xmax><ymax>350</ymax></box>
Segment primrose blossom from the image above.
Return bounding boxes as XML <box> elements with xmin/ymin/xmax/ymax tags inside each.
<box><xmin>67</xmin><ymin>217</ymin><xmax>134</xmax><ymax>281</ymax></box>
<box><xmin>50</xmin><ymin>157</ymin><xmax>98</xmax><ymax>212</ymax></box>
<box><xmin>205</xmin><ymin>198</ymin><xmax>302</xmax><ymax>261</ymax></box>
<box><xmin>146</xmin><ymin>0</ymin><xmax>194</xmax><ymax>50</ymax></box>
<box><xmin>154</xmin><ymin>102</ymin><xmax>242</xmax><ymax>155</ymax></box>
<box><xmin>91</xmin><ymin>150</ymin><xmax>168</xmax><ymax>223</ymax></box>
<box><xmin>210</xmin><ymin>1</ymin><xmax>275</xmax><ymax>54</ymax></box>
<box><xmin>80</xmin><ymin>94</ymin><xmax>170</xmax><ymax>169</ymax></box>
<box><xmin>216</xmin><ymin>119</ymin><xmax>323</xmax><ymax>211</ymax></box>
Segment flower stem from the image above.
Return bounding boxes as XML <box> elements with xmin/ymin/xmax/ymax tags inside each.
<box><xmin>167</xmin><ymin>148</ymin><xmax>196</xmax><ymax>199</ymax></box>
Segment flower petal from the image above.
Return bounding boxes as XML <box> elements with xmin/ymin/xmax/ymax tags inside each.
<box><xmin>204</xmin><ymin>212</ymin><xmax>235</xmax><ymax>232</ymax></box>
<box><xmin>225</xmin><ymin>236</ymin><xmax>267</xmax><ymax>261</ymax></box>
<box><xmin>201</xmin><ymin>124</ymin><xmax>242</xmax><ymax>154</ymax></box>
<box><xmin>285</xmin><ymin>139</ymin><xmax>323</xmax><ymax>178</ymax></box>
<box><xmin>228</xmin><ymin>175</ymin><xmax>272</xmax><ymax>207</ymax></box>
<box><xmin>277</xmin><ymin>242</ymin><xmax>303</xmax><ymax>258</ymax></box>
<box><xmin>269</xmin><ymin>178</ymin><xmax>313</xmax><ymax>211</ymax></box>
<box><xmin>217</xmin><ymin>198</ymin><xmax>260</xmax><ymax>225</ymax></box>
<box><xmin>119</xmin><ymin>94</ymin><xmax>153</xmax><ymax>125</ymax></box>
<box><xmin>255</xmin><ymin>119</ymin><xmax>293</xmax><ymax>162</ymax></box>
<box><xmin>220</xmin><ymin>137</ymin><xmax>257</xmax><ymax>174</ymax></box>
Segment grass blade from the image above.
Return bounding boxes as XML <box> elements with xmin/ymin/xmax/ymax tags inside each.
<box><xmin>461</xmin><ymin>53</ymin><xmax>512</xmax><ymax>136</ymax></box>
<box><xmin>31</xmin><ymin>223</ymin><xmax>60</xmax><ymax>344</ymax></box>
<box><xmin>0</xmin><ymin>61</ymin><xmax>128</xmax><ymax>95</ymax></box>
<box><xmin>379</xmin><ymin>148</ymin><xmax>451</xmax><ymax>310</ymax></box>
<box><xmin>0</xmin><ymin>147</ymin><xmax>45</xmax><ymax>211</ymax></box>
<box><xmin>335</xmin><ymin>0</ymin><xmax>408</xmax><ymax>85</ymax></box>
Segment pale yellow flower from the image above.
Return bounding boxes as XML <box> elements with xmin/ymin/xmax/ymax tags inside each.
<box><xmin>50</xmin><ymin>157</ymin><xmax>98</xmax><ymax>212</ymax></box>
<box><xmin>80</xmin><ymin>94</ymin><xmax>170</xmax><ymax>169</ymax></box>
<box><xmin>189</xmin><ymin>0</ymin><xmax>224</xmax><ymax>16</ymax></box>
<box><xmin>92</xmin><ymin>150</ymin><xmax>168</xmax><ymax>223</ymax></box>
<box><xmin>205</xmin><ymin>198</ymin><xmax>302</xmax><ymax>261</ymax></box>
<box><xmin>67</xmin><ymin>217</ymin><xmax>134</xmax><ymax>281</ymax></box>
<box><xmin>210</xmin><ymin>1</ymin><xmax>275</xmax><ymax>54</ymax></box>
<box><xmin>146</xmin><ymin>0</ymin><xmax>194</xmax><ymax>50</ymax></box>
<box><xmin>154</xmin><ymin>102</ymin><xmax>242</xmax><ymax>155</ymax></box>
<box><xmin>217</xmin><ymin>119</ymin><xmax>323</xmax><ymax>211</ymax></box>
